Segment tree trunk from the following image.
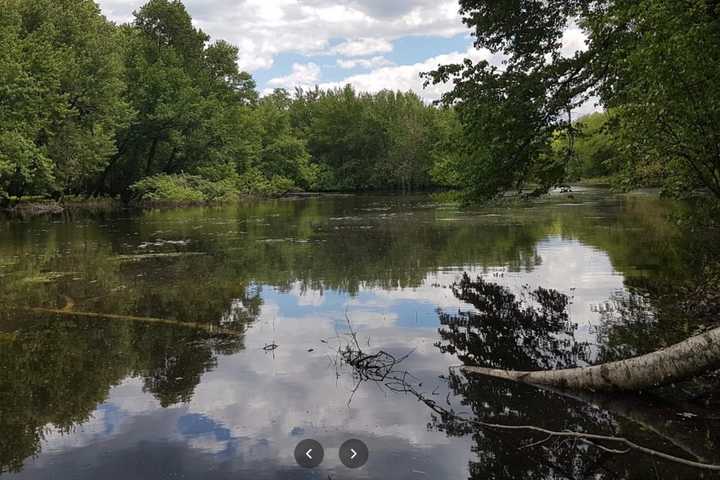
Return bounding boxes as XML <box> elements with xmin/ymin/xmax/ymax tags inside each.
<box><xmin>146</xmin><ymin>136</ymin><xmax>159</xmax><ymax>176</ymax></box>
<box><xmin>462</xmin><ymin>326</ymin><xmax>720</xmax><ymax>392</ymax></box>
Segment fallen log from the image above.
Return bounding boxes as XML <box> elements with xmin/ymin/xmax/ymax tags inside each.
<box><xmin>461</xmin><ymin>326</ymin><xmax>720</xmax><ymax>392</ymax></box>
<box><xmin>12</xmin><ymin>306</ymin><xmax>244</xmax><ymax>338</ymax></box>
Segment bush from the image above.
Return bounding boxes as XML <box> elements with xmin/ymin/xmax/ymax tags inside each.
<box><xmin>129</xmin><ymin>174</ymin><xmax>239</xmax><ymax>203</ymax></box>
<box><xmin>237</xmin><ymin>168</ymin><xmax>297</xmax><ymax>196</ymax></box>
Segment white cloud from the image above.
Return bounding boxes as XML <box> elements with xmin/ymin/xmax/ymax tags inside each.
<box><xmin>337</xmin><ymin>56</ymin><xmax>394</xmax><ymax>69</ymax></box>
<box><xmin>561</xmin><ymin>24</ymin><xmax>588</xmax><ymax>58</ymax></box>
<box><xmin>267</xmin><ymin>62</ymin><xmax>322</xmax><ymax>90</ymax></box>
<box><xmin>96</xmin><ymin>0</ymin><xmax>600</xmax><ymax>113</ymax></box>
<box><xmin>323</xmin><ymin>39</ymin><xmax>602</xmax><ymax>111</ymax></box>
<box><xmin>331</xmin><ymin>38</ymin><xmax>393</xmax><ymax>57</ymax></box>
<box><xmin>97</xmin><ymin>0</ymin><xmax>464</xmax><ymax>72</ymax></box>
<box><xmin>98</xmin><ymin>0</ymin><xmax>144</xmax><ymax>24</ymax></box>
<box><xmin>321</xmin><ymin>46</ymin><xmax>503</xmax><ymax>102</ymax></box>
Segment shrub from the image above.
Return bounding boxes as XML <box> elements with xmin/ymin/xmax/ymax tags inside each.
<box><xmin>237</xmin><ymin>168</ymin><xmax>297</xmax><ymax>196</ymax></box>
<box><xmin>129</xmin><ymin>174</ymin><xmax>239</xmax><ymax>203</ymax></box>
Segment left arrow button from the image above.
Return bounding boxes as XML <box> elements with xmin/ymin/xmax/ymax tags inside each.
<box><xmin>295</xmin><ymin>439</ymin><xmax>324</xmax><ymax>468</ymax></box>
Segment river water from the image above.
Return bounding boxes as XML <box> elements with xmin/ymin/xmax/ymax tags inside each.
<box><xmin>1</xmin><ymin>189</ymin><xmax>718</xmax><ymax>479</ymax></box>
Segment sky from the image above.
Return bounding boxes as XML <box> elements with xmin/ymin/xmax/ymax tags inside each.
<box><xmin>96</xmin><ymin>0</ymin><xmax>591</xmax><ymax>105</ymax></box>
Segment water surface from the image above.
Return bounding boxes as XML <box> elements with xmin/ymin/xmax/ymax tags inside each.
<box><xmin>1</xmin><ymin>190</ymin><xmax>719</xmax><ymax>479</ymax></box>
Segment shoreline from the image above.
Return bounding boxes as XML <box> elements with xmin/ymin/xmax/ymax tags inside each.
<box><xmin>0</xmin><ymin>191</ymin><xmax>362</xmax><ymax>218</ymax></box>
<box><xmin>0</xmin><ymin>185</ymin><xmax>686</xmax><ymax>219</ymax></box>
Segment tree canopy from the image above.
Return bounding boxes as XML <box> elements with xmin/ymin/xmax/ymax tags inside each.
<box><xmin>426</xmin><ymin>0</ymin><xmax>720</xmax><ymax>201</ymax></box>
<box><xmin>0</xmin><ymin>0</ymin><xmax>458</xmax><ymax>204</ymax></box>
<box><xmin>2</xmin><ymin>0</ymin><xmax>718</xmax><ymax>204</ymax></box>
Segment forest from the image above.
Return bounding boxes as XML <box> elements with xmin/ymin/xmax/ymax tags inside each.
<box><xmin>1</xmin><ymin>0</ymin><xmax>719</xmax><ymax>205</ymax></box>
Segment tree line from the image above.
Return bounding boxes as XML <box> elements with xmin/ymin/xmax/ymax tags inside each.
<box><xmin>2</xmin><ymin>0</ymin><xmax>719</xmax><ymax>204</ymax></box>
<box><xmin>0</xmin><ymin>0</ymin><xmax>459</xmax><ymax>203</ymax></box>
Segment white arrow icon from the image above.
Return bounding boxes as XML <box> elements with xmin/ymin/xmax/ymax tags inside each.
<box><xmin>305</xmin><ymin>449</ymin><xmax>313</xmax><ymax>459</ymax></box>
<box><xmin>350</xmin><ymin>448</ymin><xmax>357</xmax><ymax>460</ymax></box>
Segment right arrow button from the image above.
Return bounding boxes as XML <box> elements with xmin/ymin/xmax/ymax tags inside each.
<box><xmin>339</xmin><ymin>439</ymin><xmax>369</xmax><ymax>469</ymax></box>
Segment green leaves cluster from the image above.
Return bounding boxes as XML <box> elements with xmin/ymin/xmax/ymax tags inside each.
<box><xmin>428</xmin><ymin>0</ymin><xmax>720</xmax><ymax>201</ymax></box>
<box><xmin>291</xmin><ymin>86</ymin><xmax>452</xmax><ymax>191</ymax></box>
<box><xmin>0</xmin><ymin>0</ymin><xmax>457</xmax><ymax>203</ymax></box>
<box><xmin>0</xmin><ymin>0</ymin><xmax>131</xmax><ymax>199</ymax></box>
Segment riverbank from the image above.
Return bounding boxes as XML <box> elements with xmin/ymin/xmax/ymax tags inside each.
<box><xmin>1</xmin><ymin>197</ymin><xmax>119</xmax><ymax>217</ymax></box>
<box><xmin>3</xmin><ymin>184</ymin><xmax>708</xmax><ymax>219</ymax></box>
<box><xmin>0</xmin><ymin>191</ymin><xmax>352</xmax><ymax>218</ymax></box>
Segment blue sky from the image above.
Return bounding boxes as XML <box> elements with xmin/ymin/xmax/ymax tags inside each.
<box><xmin>97</xmin><ymin>1</ymin><xmax>588</xmax><ymax>103</ymax></box>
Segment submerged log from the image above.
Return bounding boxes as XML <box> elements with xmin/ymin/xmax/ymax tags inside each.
<box><xmin>462</xmin><ymin>326</ymin><xmax>720</xmax><ymax>392</ymax></box>
<box><xmin>15</xmin><ymin>306</ymin><xmax>244</xmax><ymax>337</ymax></box>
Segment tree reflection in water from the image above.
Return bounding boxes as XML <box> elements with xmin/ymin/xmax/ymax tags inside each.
<box><xmin>0</xmin><ymin>287</ymin><xmax>261</xmax><ymax>474</ymax></box>
<box><xmin>436</xmin><ymin>273</ymin><xmax>589</xmax><ymax>371</ymax></box>
<box><xmin>431</xmin><ymin>274</ymin><xmax>720</xmax><ymax>479</ymax></box>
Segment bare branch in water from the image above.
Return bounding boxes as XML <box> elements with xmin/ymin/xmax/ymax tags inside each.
<box><xmin>332</xmin><ymin>317</ymin><xmax>720</xmax><ymax>472</ymax></box>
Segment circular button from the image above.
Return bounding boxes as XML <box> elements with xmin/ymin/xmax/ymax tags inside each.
<box><xmin>294</xmin><ymin>439</ymin><xmax>324</xmax><ymax>468</ymax></box>
<box><xmin>339</xmin><ymin>439</ymin><xmax>369</xmax><ymax>469</ymax></box>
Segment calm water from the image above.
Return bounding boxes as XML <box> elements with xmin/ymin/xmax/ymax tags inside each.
<box><xmin>1</xmin><ymin>190</ymin><xmax>719</xmax><ymax>479</ymax></box>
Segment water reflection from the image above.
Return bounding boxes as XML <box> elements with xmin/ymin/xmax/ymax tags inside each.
<box><xmin>0</xmin><ymin>307</ymin><xmax>257</xmax><ymax>473</ymax></box>
<box><xmin>436</xmin><ymin>273</ymin><xmax>589</xmax><ymax>370</ymax></box>
<box><xmin>432</xmin><ymin>270</ymin><xmax>720</xmax><ymax>479</ymax></box>
<box><xmin>0</xmin><ymin>191</ymin><xmax>719</xmax><ymax>479</ymax></box>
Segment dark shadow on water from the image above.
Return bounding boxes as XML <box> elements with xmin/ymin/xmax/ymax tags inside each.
<box><xmin>0</xmin><ymin>283</ymin><xmax>260</xmax><ymax>474</ymax></box>
<box><xmin>436</xmin><ymin>272</ymin><xmax>589</xmax><ymax>371</ymax></box>
<box><xmin>430</xmin><ymin>274</ymin><xmax>720</xmax><ymax>479</ymax></box>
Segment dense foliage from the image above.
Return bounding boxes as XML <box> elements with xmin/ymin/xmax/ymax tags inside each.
<box><xmin>2</xmin><ymin>0</ymin><xmax>719</xmax><ymax>204</ymax></box>
<box><xmin>426</xmin><ymin>0</ymin><xmax>720</xmax><ymax>201</ymax></box>
<box><xmin>0</xmin><ymin>0</ymin><xmax>455</xmax><ymax>203</ymax></box>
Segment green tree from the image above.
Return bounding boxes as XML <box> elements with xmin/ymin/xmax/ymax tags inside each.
<box><xmin>100</xmin><ymin>0</ymin><xmax>259</xmax><ymax>198</ymax></box>
<box><xmin>298</xmin><ymin>85</ymin><xmax>387</xmax><ymax>190</ymax></box>
<box><xmin>292</xmin><ymin>86</ymin><xmax>447</xmax><ymax>192</ymax></box>
<box><xmin>427</xmin><ymin>0</ymin><xmax>720</xmax><ymax>201</ymax></box>
<box><xmin>560</xmin><ymin>112</ymin><xmax>622</xmax><ymax>180</ymax></box>
<box><xmin>254</xmin><ymin>89</ymin><xmax>316</xmax><ymax>190</ymax></box>
<box><xmin>594</xmin><ymin>1</ymin><xmax>720</xmax><ymax>197</ymax></box>
<box><xmin>372</xmin><ymin>91</ymin><xmax>436</xmax><ymax>191</ymax></box>
<box><xmin>0</xmin><ymin>0</ymin><xmax>131</xmax><ymax>200</ymax></box>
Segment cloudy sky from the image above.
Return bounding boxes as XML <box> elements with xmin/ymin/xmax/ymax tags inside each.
<box><xmin>97</xmin><ymin>0</ymin><xmax>587</xmax><ymax>102</ymax></box>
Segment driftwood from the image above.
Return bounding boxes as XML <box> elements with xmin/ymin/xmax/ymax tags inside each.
<box><xmin>462</xmin><ymin>326</ymin><xmax>720</xmax><ymax>392</ymax></box>
<box><xmin>14</xmin><ymin>305</ymin><xmax>243</xmax><ymax>337</ymax></box>
<box><xmin>333</xmin><ymin>316</ymin><xmax>720</xmax><ymax>471</ymax></box>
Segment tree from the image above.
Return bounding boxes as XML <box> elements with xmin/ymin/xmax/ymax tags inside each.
<box><xmin>427</xmin><ymin>0</ymin><xmax>720</xmax><ymax>201</ymax></box>
<box><xmin>0</xmin><ymin>0</ymin><xmax>131</xmax><ymax>199</ymax></box>
<box><xmin>254</xmin><ymin>89</ymin><xmax>316</xmax><ymax>190</ymax></box>
<box><xmin>99</xmin><ymin>0</ymin><xmax>259</xmax><ymax>197</ymax></box>
<box><xmin>292</xmin><ymin>86</ymin><xmax>446</xmax><ymax>192</ymax></box>
<box><xmin>373</xmin><ymin>91</ymin><xmax>436</xmax><ymax>191</ymax></box>
<box><xmin>594</xmin><ymin>1</ymin><xmax>720</xmax><ymax>197</ymax></box>
<box><xmin>561</xmin><ymin>112</ymin><xmax>622</xmax><ymax>180</ymax></box>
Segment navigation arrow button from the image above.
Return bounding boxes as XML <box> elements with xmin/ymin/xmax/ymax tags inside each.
<box><xmin>294</xmin><ymin>439</ymin><xmax>323</xmax><ymax>468</ymax></box>
<box><xmin>339</xmin><ymin>439</ymin><xmax>368</xmax><ymax>469</ymax></box>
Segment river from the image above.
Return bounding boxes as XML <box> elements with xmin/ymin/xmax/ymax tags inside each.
<box><xmin>1</xmin><ymin>189</ymin><xmax>718</xmax><ymax>479</ymax></box>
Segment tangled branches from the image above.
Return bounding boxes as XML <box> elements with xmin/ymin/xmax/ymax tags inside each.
<box><xmin>331</xmin><ymin>314</ymin><xmax>720</xmax><ymax>472</ymax></box>
<box><xmin>339</xmin><ymin>346</ymin><xmax>407</xmax><ymax>382</ymax></box>
<box><xmin>331</xmin><ymin>313</ymin><xmax>416</xmax><ymax>403</ymax></box>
